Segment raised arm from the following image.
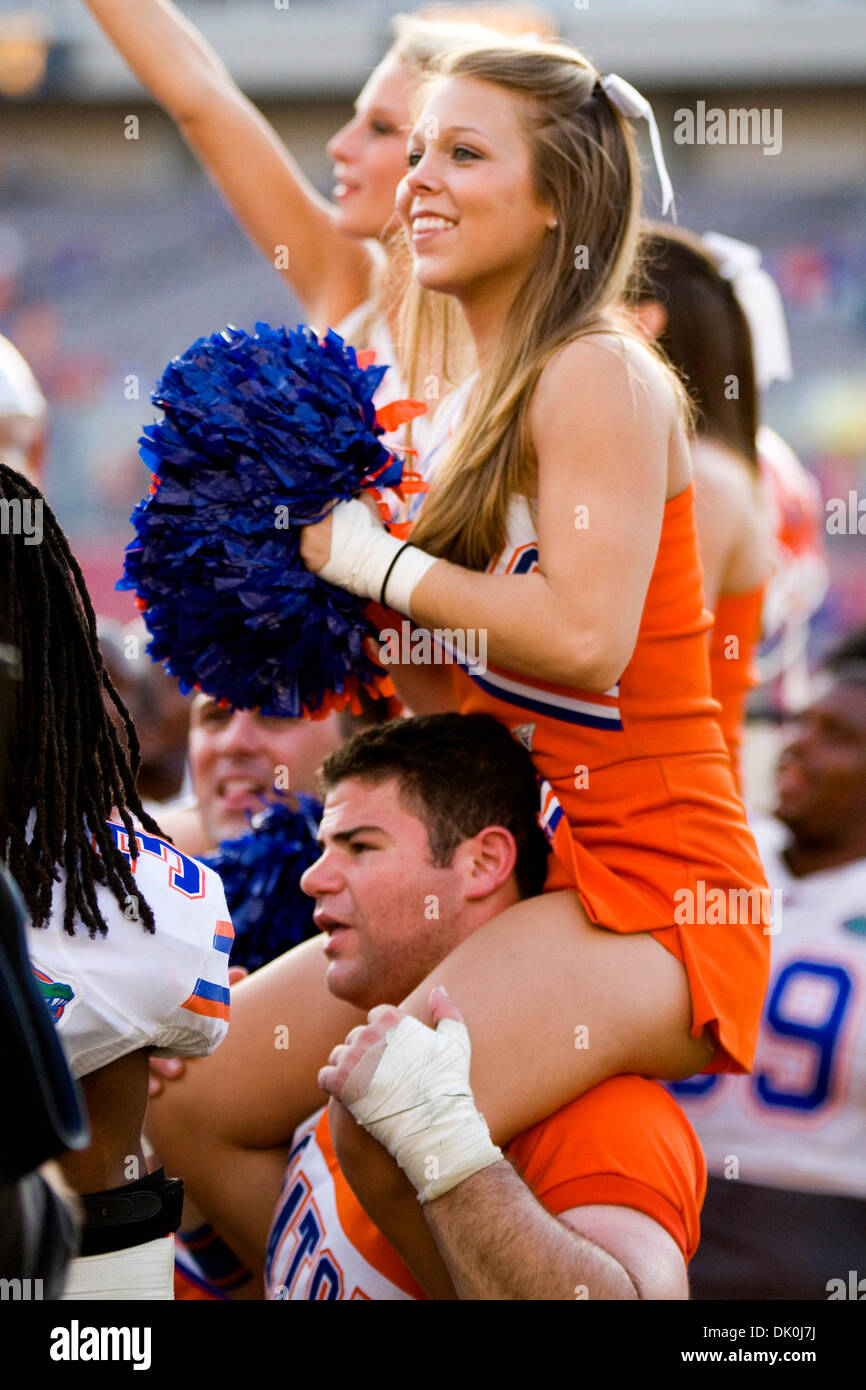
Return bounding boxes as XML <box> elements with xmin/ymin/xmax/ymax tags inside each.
<box><xmin>363</xmin><ymin>603</ymin><xmax>460</xmax><ymax>715</ymax></box>
<box><xmin>81</xmin><ymin>0</ymin><xmax>373</xmax><ymax>325</ymax></box>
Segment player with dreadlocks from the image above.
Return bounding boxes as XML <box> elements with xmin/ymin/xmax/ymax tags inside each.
<box><xmin>0</xmin><ymin>464</ymin><xmax>233</xmax><ymax>1300</ymax></box>
<box><xmin>0</xmin><ymin>464</ymin><xmax>161</xmax><ymax>938</ymax></box>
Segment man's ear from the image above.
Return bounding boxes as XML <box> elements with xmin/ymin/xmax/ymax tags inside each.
<box><xmin>631</xmin><ymin>299</ymin><xmax>668</xmax><ymax>343</ymax></box>
<box><xmin>460</xmin><ymin>825</ymin><xmax>518</xmax><ymax>900</ymax></box>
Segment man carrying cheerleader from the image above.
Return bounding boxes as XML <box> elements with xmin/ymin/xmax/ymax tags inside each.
<box><xmin>148</xmin><ymin>713</ymin><xmax>705</xmax><ymax>1300</ymax></box>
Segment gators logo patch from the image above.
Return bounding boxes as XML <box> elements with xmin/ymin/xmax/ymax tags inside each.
<box><xmin>511</xmin><ymin>722</ymin><xmax>536</xmax><ymax>753</ymax></box>
<box><xmin>31</xmin><ymin>966</ymin><xmax>78</xmax><ymax>1023</ymax></box>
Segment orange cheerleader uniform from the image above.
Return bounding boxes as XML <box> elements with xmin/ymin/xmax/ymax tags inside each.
<box><xmin>446</xmin><ymin>483</ymin><xmax>771</xmax><ymax>1075</ymax></box>
<box><xmin>707</xmin><ymin>585</ymin><xmax>765</xmax><ymax>790</ymax></box>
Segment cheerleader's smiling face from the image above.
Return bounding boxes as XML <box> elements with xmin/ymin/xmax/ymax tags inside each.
<box><xmin>396</xmin><ymin>75</ymin><xmax>555</xmax><ymax>304</ymax></box>
<box><xmin>326</xmin><ymin>57</ymin><xmax>415</xmax><ymax>239</ymax></box>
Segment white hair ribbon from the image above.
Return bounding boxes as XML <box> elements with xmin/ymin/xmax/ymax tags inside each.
<box><xmin>702</xmin><ymin>231</ymin><xmax>793</xmax><ymax>390</ymax></box>
<box><xmin>600</xmin><ymin>73</ymin><xmax>676</xmax><ymax>219</ymax></box>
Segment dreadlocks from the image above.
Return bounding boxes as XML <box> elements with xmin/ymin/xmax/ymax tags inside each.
<box><xmin>0</xmin><ymin>464</ymin><xmax>163</xmax><ymax>937</ymax></box>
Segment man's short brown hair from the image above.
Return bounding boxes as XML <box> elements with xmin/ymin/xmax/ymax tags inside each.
<box><xmin>318</xmin><ymin>713</ymin><xmax>550</xmax><ymax>899</ymax></box>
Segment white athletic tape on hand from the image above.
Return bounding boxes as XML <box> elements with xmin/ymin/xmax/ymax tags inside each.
<box><xmin>62</xmin><ymin>1235</ymin><xmax>175</xmax><ymax>1300</ymax></box>
<box><xmin>344</xmin><ymin>1014</ymin><xmax>503</xmax><ymax>1204</ymax></box>
<box><xmin>316</xmin><ymin>498</ymin><xmax>437</xmax><ymax>614</ymax></box>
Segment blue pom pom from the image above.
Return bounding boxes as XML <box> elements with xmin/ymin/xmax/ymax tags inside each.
<box><xmin>204</xmin><ymin>795</ymin><xmax>322</xmax><ymax>974</ymax></box>
<box><xmin>118</xmin><ymin>323</ymin><xmax>406</xmax><ymax>715</ymax></box>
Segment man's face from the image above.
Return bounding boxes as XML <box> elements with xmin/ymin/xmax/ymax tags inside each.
<box><xmin>188</xmin><ymin>694</ymin><xmax>344</xmax><ymax>846</ymax></box>
<box><xmin>776</xmin><ymin>679</ymin><xmax>866</xmax><ymax>842</ymax></box>
<box><xmin>300</xmin><ymin>776</ymin><xmax>469</xmax><ymax>1010</ymax></box>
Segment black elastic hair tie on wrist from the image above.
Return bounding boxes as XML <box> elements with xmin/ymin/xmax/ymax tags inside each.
<box><xmin>379</xmin><ymin>542</ymin><xmax>413</xmax><ymax>608</ymax></box>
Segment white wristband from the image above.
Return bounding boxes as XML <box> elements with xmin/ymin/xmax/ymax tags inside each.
<box><xmin>316</xmin><ymin>498</ymin><xmax>437</xmax><ymax>614</ymax></box>
<box><xmin>380</xmin><ymin>543</ymin><xmax>439</xmax><ymax>615</ymax></box>
<box><xmin>342</xmin><ymin>1015</ymin><xmax>503</xmax><ymax>1204</ymax></box>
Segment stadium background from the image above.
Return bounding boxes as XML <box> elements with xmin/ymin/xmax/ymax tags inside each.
<box><xmin>1</xmin><ymin>0</ymin><xmax>864</xmax><ymax>660</ymax></box>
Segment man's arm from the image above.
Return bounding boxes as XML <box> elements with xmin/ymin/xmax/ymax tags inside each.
<box><xmin>320</xmin><ymin>989</ymin><xmax>692</xmax><ymax>1301</ymax></box>
<box><xmin>423</xmin><ymin>1168</ymin><xmax>688</xmax><ymax>1300</ymax></box>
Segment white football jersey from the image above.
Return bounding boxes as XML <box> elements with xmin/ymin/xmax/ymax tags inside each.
<box><xmin>27</xmin><ymin>821</ymin><xmax>233</xmax><ymax>1078</ymax></box>
<box><xmin>267</xmin><ymin>1109</ymin><xmax>420</xmax><ymax>1301</ymax></box>
<box><xmin>670</xmin><ymin>815</ymin><xmax>866</xmax><ymax>1197</ymax></box>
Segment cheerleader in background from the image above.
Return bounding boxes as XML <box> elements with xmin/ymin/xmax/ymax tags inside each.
<box><xmin>628</xmin><ymin>228</ymin><xmax>827</xmax><ymax>794</ymax></box>
<box><xmin>80</xmin><ymin>1</ymin><xmax>554</xmax><ymax>448</ymax></box>
<box><xmin>706</xmin><ymin>235</ymin><xmax>828</xmax><ymax>722</ymax></box>
<box><xmin>627</xmin><ymin>226</ymin><xmax>772</xmax><ymax>788</ymax></box>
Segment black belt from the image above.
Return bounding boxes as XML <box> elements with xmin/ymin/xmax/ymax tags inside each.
<box><xmin>80</xmin><ymin>1167</ymin><xmax>184</xmax><ymax>1258</ymax></box>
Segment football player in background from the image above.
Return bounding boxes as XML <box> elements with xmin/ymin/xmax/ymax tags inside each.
<box><xmin>671</xmin><ymin>638</ymin><xmax>866</xmax><ymax>1299</ymax></box>
<box><xmin>1</xmin><ymin>465</ymin><xmax>232</xmax><ymax>1299</ymax></box>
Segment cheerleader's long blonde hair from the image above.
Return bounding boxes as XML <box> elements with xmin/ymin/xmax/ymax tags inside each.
<box><xmin>406</xmin><ymin>43</ymin><xmax>668</xmax><ymax>571</ymax></box>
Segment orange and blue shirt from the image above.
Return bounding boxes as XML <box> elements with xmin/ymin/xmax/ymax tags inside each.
<box><xmin>265</xmin><ymin>1076</ymin><xmax>706</xmax><ymax>1300</ymax></box>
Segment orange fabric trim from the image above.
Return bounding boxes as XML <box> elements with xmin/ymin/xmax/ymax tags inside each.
<box><xmin>180</xmin><ymin>993</ymin><xmax>229</xmax><ymax>1021</ymax></box>
<box><xmin>174</xmin><ymin>1267</ymin><xmax>222</xmax><ymax>1301</ymax></box>
<box><xmin>506</xmin><ymin>1077</ymin><xmax>705</xmax><ymax>1266</ymax></box>
<box><xmin>374</xmin><ymin>398</ymin><xmax>427</xmax><ymax>433</ymax></box>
